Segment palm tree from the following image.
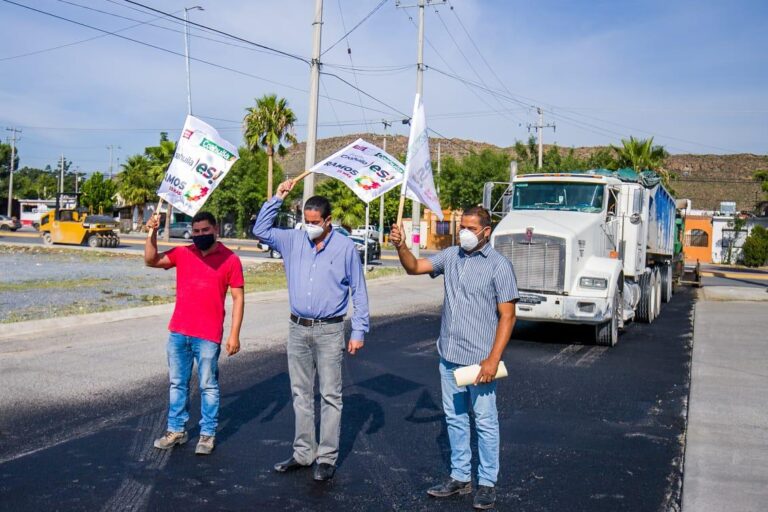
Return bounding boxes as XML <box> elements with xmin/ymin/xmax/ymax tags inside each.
<box><xmin>316</xmin><ymin>178</ymin><xmax>366</xmax><ymax>229</ymax></box>
<box><xmin>612</xmin><ymin>136</ymin><xmax>668</xmax><ymax>171</ymax></box>
<box><xmin>243</xmin><ymin>94</ymin><xmax>298</xmax><ymax>198</ymax></box>
<box><xmin>117</xmin><ymin>155</ymin><xmax>155</xmax><ymax>229</ymax></box>
<box><xmin>145</xmin><ymin>133</ymin><xmax>177</xmax><ymax>240</ymax></box>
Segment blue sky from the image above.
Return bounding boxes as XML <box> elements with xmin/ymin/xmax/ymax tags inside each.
<box><xmin>1</xmin><ymin>0</ymin><xmax>766</xmax><ymax>177</ymax></box>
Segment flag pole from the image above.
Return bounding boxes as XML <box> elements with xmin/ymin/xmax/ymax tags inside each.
<box><xmin>364</xmin><ymin>201</ymin><xmax>370</xmax><ymax>274</ymax></box>
<box><xmin>149</xmin><ymin>197</ymin><xmax>164</xmax><ymax>237</ymax></box>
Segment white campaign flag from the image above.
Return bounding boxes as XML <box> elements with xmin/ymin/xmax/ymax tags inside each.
<box><xmin>404</xmin><ymin>95</ymin><xmax>443</xmax><ymax>220</ymax></box>
<box><xmin>309</xmin><ymin>138</ymin><xmax>405</xmax><ymax>203</ymax></box>
<box><xmin>156</xmin><ymin>115</ymin><xmax>239</xmax><ymax>216</ymax></box>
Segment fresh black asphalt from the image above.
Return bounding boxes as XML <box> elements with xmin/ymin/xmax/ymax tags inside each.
<box><xmin>0</xmin><ymin>288</ymin><xmax>695</xmax><ymax>511</ymax></box>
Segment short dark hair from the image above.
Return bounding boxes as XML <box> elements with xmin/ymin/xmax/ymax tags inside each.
<box><xmin>191</xmin><ymin>211</ymin><xmax>217</xmax><ymax>226</ymax></box>
<box><xmin>304</xmin><ymin>196</ymin><xmax>332</xmax><ymax>219</ymax></box>
<box><xmin>462</xmin><ymin>206</ymin><xmax>491</xmax><ymax>227</ymax></box>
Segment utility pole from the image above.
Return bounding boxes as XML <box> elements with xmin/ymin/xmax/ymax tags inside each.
<box><xmin>59</xmin><ymin>154</ymin><xmax>65</xmax><ymax>194</ymax></box>
<box><xmin>6</xmin><ymin>127</ymin><xmax>21</xmax><ymax>217</ymax></box>
<box><xmin>379</xmin><ymin>120</ymin><xmax>391</xmax><ymax>245</ymax></box>
<box><xmin>529</xmin><ymin>107</ymin><xmax>555</xmax><ymax>170</ymax></box>
<box><xmin>396</xmin><ymin>0</ymin><xmax>445</xmax><ymax>256</ymax></box>
<box><xmin>74</xmin><ymin>167</ymin><xmax>80</xmax><ymax>194</ymax></box>
<box><xmin>437</xmin><ymin>140</ymin><xmax>441</xmax><ymax>195</ymax></box>
<box><xmin>106</xmin><ymin>145</ymin><xmax>121</xmax><ymax>180</ymax></box>
<box><xmin>183</xmin><ymin>6</ymin><xmax>203</xmax><ymax>116</ymax></box>
<box><xmin>302</xmin><ymin>0</ymin><xmax>323</xmax><ymax>208</ymax></box>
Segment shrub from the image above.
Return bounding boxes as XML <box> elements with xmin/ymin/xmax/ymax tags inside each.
<box><xmin>741</xmin><ymin>225</ymin><xmax>768</xmax><ymax>267</ymax></box>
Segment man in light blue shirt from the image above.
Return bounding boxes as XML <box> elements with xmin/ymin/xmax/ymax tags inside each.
<box><xmin>390</xmin><ymin>206</ymin><xmax>519</xmax><ymax>510</ymax></box>
<box><xmin>252</xmin><ymin>178</ymin><xmax>369</xmax><ymax>482</ymax></box>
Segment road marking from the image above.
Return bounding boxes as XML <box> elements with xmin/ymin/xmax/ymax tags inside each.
<box><xmin>574</xmin><ymin>346</ymin><xmax>609</xmax><ymax>367</ymax></box>
<box><xmin>101</xmin><ymin>411</ymin><xmax>169</xmax><ymax>512</ymax></box>
<box><xmin>544</xmin><ymin>345</ymin><xmax>584</xmax><ymax>366</ymax></box>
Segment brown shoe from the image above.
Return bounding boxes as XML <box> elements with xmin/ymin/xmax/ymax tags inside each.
<box><xmin>153</xmin><ymin>431</ymin><xmax>188</xmax><ymax>450</ymax></box>
<box><xmin>195</xmin><ymin>435</ymin><xmax>215</xmax><ymax>455</ymax></box>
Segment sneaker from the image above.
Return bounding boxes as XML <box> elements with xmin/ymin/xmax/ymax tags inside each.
<box><xmin>195</xmin><ymin>435</ymin><xmax>215</xmax><ymax>455</ymax></box>
<box><xmin>473</xmin><ymin>485</ymin><xmax>496</xmax><ymax>510</ymax></box>
<box><xmin>153</xmin><ymin>431</ymin><xmax>188</xmax><ymax>450</ymax></box>
<box><xmin>426</xmin><ymin>478</ymin><xmax>472</xmax><ymax>498</ymax></box>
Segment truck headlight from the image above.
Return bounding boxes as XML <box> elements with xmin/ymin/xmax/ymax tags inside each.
<box><xmin>580</xmin><ymin>277</ymin><xmax>608</xmax><ymax>289</ymax></box>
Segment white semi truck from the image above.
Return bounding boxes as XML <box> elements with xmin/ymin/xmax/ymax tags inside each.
<box><xmin>484</xmin><ymin>171</ymin><xmax>678</xmax><ymax>347</ymax></box>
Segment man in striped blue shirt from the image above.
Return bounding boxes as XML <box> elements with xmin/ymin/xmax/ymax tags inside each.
<box><xmin>390</xmin><ymin>206</ymin><xmax>519</xmax><ymax>510</ymax></box>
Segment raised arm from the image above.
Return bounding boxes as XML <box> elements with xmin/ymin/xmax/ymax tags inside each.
<box><xmin>251</xmin><ymin>179</ymin><xmax>296</xmax><ymax>249</ymax></box>
<box><xmin>144</xmin><ymin>214</ymin><xmax>173</xmax><ymax>268</ymax></box>
<box><xmin>389</xmin><ymin>224</ymin><xmax>434</xmax><ymax>275</ymax></box>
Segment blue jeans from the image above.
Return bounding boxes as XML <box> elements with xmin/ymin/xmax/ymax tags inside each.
<box><xmin>439</xmin><ymin>358</ymin><xmax>500</xmax><ymax>487</ymax></box>
<box><xmin>166</xmin><ymin>332</ymin><xmax>221</xmax><ymax>437</ymax></box>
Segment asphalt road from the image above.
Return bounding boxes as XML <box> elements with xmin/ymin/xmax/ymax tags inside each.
<box><xmin>0</xmin><ymin>279</ymin><xmax>695</xmax><ymax>512</ymax></box>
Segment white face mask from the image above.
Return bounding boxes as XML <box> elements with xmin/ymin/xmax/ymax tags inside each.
<box><xmin>459</xmin><ymin>228</ymin><xmax>484</xmax><ymax>252</ymax></box>
<box><xmin>303</xmin><ymin>221</ymin><xmax>326</xmax><ymax>241</ymax></box>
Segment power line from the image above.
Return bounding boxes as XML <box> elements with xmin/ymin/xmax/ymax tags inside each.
<box><xmin>122</xmin><ymin>0</ymin><xmax>310</xmax><ymax>64</ymax></box>
<box><xmin>433</xmin><ymin>7</ymin><xmax>522</xmax><ymax>124</ymax></box>
<box><xmin>2</xmin><ymin>0</ymin><xmax>400</xmax><ymax>119</ymax></box>
<box><xmin>0</xmin><ymin>3</ymin><xmax>179</xmax><ymax>61</ymax></box>
<box><xmin>400</xmin><ymin>8</ymin><xmax>520</xmax><ymax>127</ymax></box>
<box><xmin>333</xmin><ymin>0</ymin><xmax>372</xmax><ymax>133</ymax></box>
<box><xmin>322</xmin><ymin>0</ymin><xmax>389</xmax><ymax>56</ymax></box>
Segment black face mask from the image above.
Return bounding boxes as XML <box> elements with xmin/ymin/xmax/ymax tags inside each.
<box><xmin>192</xmin><ymin>233</ymin><xmax>215</xmax><ymax>251</ymax></box>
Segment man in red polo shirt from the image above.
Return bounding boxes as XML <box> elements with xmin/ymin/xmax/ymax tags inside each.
<box><xmin>145</xmin><ymin>210</ymin><xmax>244</xmax><ymax>455</ymax></box>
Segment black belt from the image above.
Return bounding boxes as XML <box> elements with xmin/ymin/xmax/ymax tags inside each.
<box><xmin>290</xmin><ymin>314</ymin><xmax>344</xmax><ymax>327</ymax></box>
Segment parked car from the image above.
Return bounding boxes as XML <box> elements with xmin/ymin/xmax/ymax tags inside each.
<box><xmin>157</xmin><ymin>222</ymin><xmax>192</xmax><ymax>239</ymax></box>
<box><xmin>350</xmin><ymin>235</ymin><xmax>381</xmax><ymax>263</ymax></box>
<box><xmin>351</xmin><ymin>225</ymin><xmax>380</xmax><ymax>240</ymax></box>
<box><xmin>0</xmin><ymin>215</ymin><xmax>21</xmax><ymax>231</ymax></box>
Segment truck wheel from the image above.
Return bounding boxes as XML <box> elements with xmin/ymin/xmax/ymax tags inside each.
<box><xmin>87</xmin><ymin>235</ymin><xmax>100</xmax><ymax>248</ymax></box>
<box><xmin>42</xmin><ymin>232</ymin><xmax>53</xmax><ymax>245</ymax></box>
<box><xmin>653</xmin><ymin>267</ymin><xmax>663</xmax><ymax>318</ymax></box>
<box><xmin>636</xmin><ymin>270</ymin><xmax>655</xmax><ymax>323</ymax></box>
<box><xmin>661</xmin><ymin>263</ymin><xmax>673</xmax><ymax>303</ymax></box>
<box><xmin>595</xmin><ymin>290</ymin><xmax>620</xmax><ymax>347</ymax></box>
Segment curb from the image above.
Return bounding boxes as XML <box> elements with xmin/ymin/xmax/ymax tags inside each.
<box><xmin>698</xmin><ymin>286</ymin><xmax>768</xmax><ymax>302</ymax></box>
<box><xmin>0</xmin><ymin>273</ymin><xmax>409</xmax><ymax>340</ymax></box>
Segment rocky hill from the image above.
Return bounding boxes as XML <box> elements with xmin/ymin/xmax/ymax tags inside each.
<box><xmin>277</xmin><ymin>133</ymin><xmax>768</xmax><ymax>212</ymax></box>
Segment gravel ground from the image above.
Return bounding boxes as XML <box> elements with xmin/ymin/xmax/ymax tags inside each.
<box><xmin>0</xmin><ymin>246</ymin><xmax>175</xmax><ymax>323</ymax></box>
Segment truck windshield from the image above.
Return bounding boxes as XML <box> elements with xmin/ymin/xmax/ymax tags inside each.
<box><xmin>513</xmin><ymin>182</ymin><xmax>604</xmax><ymax>213</ymax></box>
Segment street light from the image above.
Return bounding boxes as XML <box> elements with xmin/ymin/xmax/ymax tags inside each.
<box><xmin>184</xmin><ymin>6</ymin><xmax>204</xmax><ymax>116</ymax></box>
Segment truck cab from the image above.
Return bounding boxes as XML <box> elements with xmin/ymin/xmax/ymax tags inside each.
<box><xmin>488</xmin><ymin>171</ymin><xmax>676</xmax><ymax>347</ymax></box>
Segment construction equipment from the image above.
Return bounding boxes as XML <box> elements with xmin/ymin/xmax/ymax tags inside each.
<box><xmin>38</xmin><ymin>193</ymin><xmax>120</xmax><ymax>248</ymax></box>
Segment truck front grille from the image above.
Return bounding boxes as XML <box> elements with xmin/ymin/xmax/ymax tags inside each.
<box><xmin>494</xmin><ymin>233</ymin><xmax>566</xmax><ymax>293</ymax></box>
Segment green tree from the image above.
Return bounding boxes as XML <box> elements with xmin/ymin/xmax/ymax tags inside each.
<box><xmin>741</xmin><ymin>225</ymin><xmax>768</xmax><ymax>267</ymax></box>
<box><xmin>243</xmin><ymin>94</ymin><xmax>298</xmax><ymax>198</ymax></box>
<box><xmin>438</xmin><ymin>149</ymin><xmax>511</xmax><ymax>210</ymax></box>
<box><xmin>315</xmin><ymin>178</ymin><xmax>367</xmax><ymax>229</ymax></box>
<box><xmin>754</xmin><ymin>170</ymin><xmax>768</xmax><ymax>200</ymax></box>
<box><xmin>81</xmin><ymin>172</ymin><xmax>117</xmax><ymax>212</ymax></box>
<box><xmin>145</xmin><ymin>133</ymin><xmax>176</xmax><ymax>185</ymax></box>
<box><xmin>117</xmin><ymin>155</ymin><xmax>155</xmax><ymax>226</ymax></box>
<box><xmin>725</xmin><ymin>216</ymin><xmax>747</xmax><ymax>265</ymax></box>
<box><xmin>0</xmin><ymin>142</ymin><xmax>20</xmax><ymax>179</ymax></box>
<box><xmin>206</xmin><ymin>147</ymin><xmax>281</xmax><ymax>237</ymax></box>
<box><xmin>612</xmin><ymin>136</ymin><xmax>668</xmax><ymax>171</ymax></box>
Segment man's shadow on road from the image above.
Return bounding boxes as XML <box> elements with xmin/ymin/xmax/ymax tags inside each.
<box><xmin>214</xmin><ymin>372</ymin><xmax>292</xmax><ymax>444</ymax></box>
